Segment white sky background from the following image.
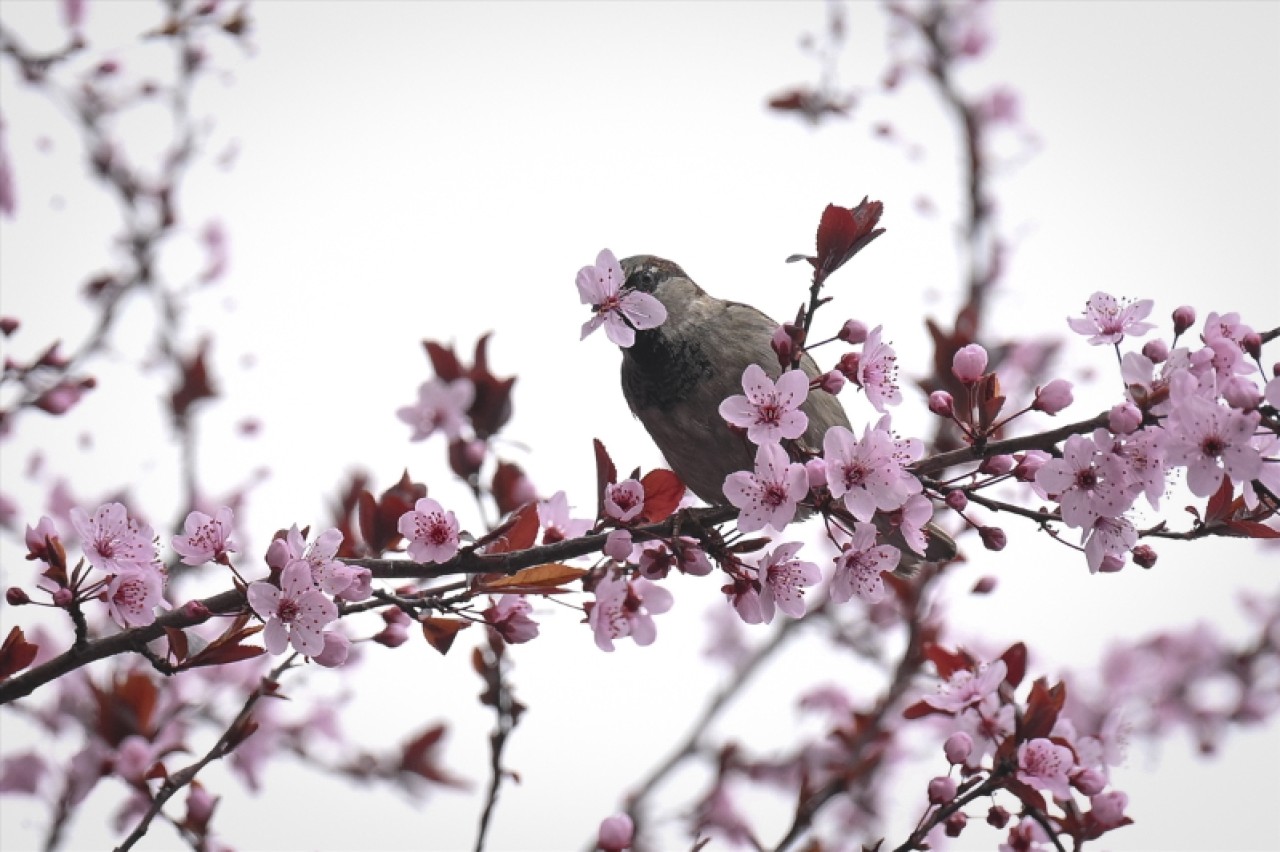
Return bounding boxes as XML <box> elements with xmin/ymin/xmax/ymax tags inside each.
<box><xmin>1</xmin><ymin>1</ymin><xmax>1278</xmax><ymax>851</ymax></box>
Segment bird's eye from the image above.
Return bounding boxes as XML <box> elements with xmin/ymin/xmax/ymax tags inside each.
<box><xmin>639</xmin><ymin>271</ymin><xmax>656</xmax><ymax>288</ymax></box>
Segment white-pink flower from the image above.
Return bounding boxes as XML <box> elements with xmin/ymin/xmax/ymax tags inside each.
<box><xmin>1164</xmin><ymin>396</ymin><xmax>1263</xmax><ymax>497</ymax></box>
<box><xmin>484</xmin><ymin>595</ymin><xmax>540</xmax><ymax>644</ymax></box>
<box><xmin>70</xmin><ymin>503</ymin><xmax>156</xmax><ymax>574</ymax></box>
<box><xmin>604</xmin><ymin>480</ymin><xmax>645</xmax><ymax>523</ymax></box>
<box><xmin>171</xmin><ymin>507</ymin><xmax>237</xmax><ymax>566</ymax></box>
<box><xmin>1083</xmin><ymin>515</ymin><xmax>1137</xmax><ymax>574</ymax></box>
<box><xmin>396</xmin><ymin>377</ymin><xmax>474</xmax><ymax>441</ymax></box>
<box><xmin>857</xmin><ymin>325</ymin><xmax>902</xmax><ymax>411</ymax></box>
<box><xmin>723</xmin><ymin>443</ymin><xmax>808</xmax><ymax>533</ymax></box>
<box><xmin>588</xmin><ymin>572</ymin><xmax>673</xmax><ymax>652</ymax></box>
<box><xmin>267</xmin><ymin>525</ymin><xmax>355</xmax><ymax>595</ymax></box>
<box><xmin>830</xmin><ymin>522</ymin><xmax>900</xmax><ymax>604</ymax></box>
<box><xmin>822</xmin><ymin>424</ymin><xmax>922</xmax><ymax>522</ymax></box>
<box><xmin>247</xmin><ymin>560</ymin><xmax>339</xmax><ymax>656</ymax></box>
<box><xmin>1035</xmin><ymin>434</ymin><xmax>1133</xmax><ymax>528</ymax></box>
<box><xmin>923</xmin><ymin>659</ymin><xmax>1008</xmax><ymax>713</ymax></box>
<box><xmin>1067</xmin><ymin>291</ymin><xmax>1155</xmax><ymax>345</ymax></box>
<box><xmin>105</xmin><ymin>568</ymin><xmax>165</xmax><ymax>628</ymax></box>
<box><xmin>756</xmin><ymin>541</ymin><xmax>821</xmax><ymax>623</ymax></box>
<box><xmin>718</xmin><ymin>364</ymin><xmax>809</xmax><ymax>444</ymax></box>
<box><xmin>399</xmin><ymin>497</ymin><xmax>461</xmax><ymax>563</ymax></box>
<box><xmin>1016</xmin><ymin>738</ymin><xmax>1075</xmax><ymax>800</ymax></box>
<box><xmin>578</xmin><ymin>249</ymin><xmax>667</xmax><ymax>347</ymax></box>
<box><xmin>536</xmin><ymin>491</ymin><xmax>592</xmax><ymax>543</ymax></box>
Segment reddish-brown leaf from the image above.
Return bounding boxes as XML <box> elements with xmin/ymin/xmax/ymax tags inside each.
<box><xmin>902</xmin><ymin>699</ymin><xmax>948</xmax><ymax>720</ymax></box>
<box><xmin>165</xmin><ymin>627</ymin><xmax>190</xmax><ymax>664</ymax></box>
<box><xmin>639</xmin><ymin>469</ymin><xmax>686</xmax><ymax>523</ymax></box>
<box><xmin>1000</xmin><ymin>642</ymin><xmax>1028</xmax><ymax>689</ymax></box>
<box><xmin>169</xmin><ymin>339</ymin><xmax>218</xmax><ymax>423</ymax></box>
<box><xmin>0</xmin><ymin>626</ymin><xmax>39</xmax><ymax>681</ymax></box>
<box><xmin>422</xmin><ymin>617</ymin><xmax>470</xmax><ymax>655</ymax></box>
<box><xmin>594</xmin><ymin>438</ymin><xmax>617</xmax><ymax>519</ymax></box>
<box><xmin>1203</xmin><ymin>474</ymin><xmax>1234</xmax><ymax>524</ymax></box>
<box><xmin>491</xmin><ymin>461</ymin><xmax>530</xmax><ymax>517</ymax></box>
<box><xmin>1019</xmin><ymin>677</ymin><xmax>1067</xmax><ymax>741</ymax></box>
<box><xmin>811</xmin><ymin>199</ymin><xmax>885</xmax><ymax>284</ymax></box>
<box><xmin>1224</xmin><ymin>519</ymin><xmax>1280</xmax><ymax>539</ymax></box>
<box><xmin>479</xmin><ymin>563</ymin><xmax>587</xmax><ymax>592</ymax></box>
<box><xmin>923</xmin><ymin>642</ymin><xmax>974</xmax><ymax>679</ymax></box>
<box><xmin>482</xmin><ymin>502</ymin><xmax>540</xmax><ymax>555</ymax></box>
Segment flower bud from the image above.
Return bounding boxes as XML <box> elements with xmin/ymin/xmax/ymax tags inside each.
<box><xmin>986</xmin><ymin>805</ymin><xmax>1010</xmax><ymax>828</ymax></box>
<box><xmin>805</xmin><ymin>458</ymin><xmax>828</xmax><ymax>490</ymax></box>
<box><xmin>838</xmin><ymin>319</ymin><xmax>868</xmax><ymax>344</ymax></box>
<box><xmin>944</xmin><ymin>812</ymin><xmax>968</xmax><ymax>838</ymax></box>
<box><xmin>944</xmin><ymin>732</ymin><xmax>973</xmax><ymax>765</ymax></box>
<box><xmin>818</xmin><ymin>370</ymin><xmax>846</xmax><ymax>395</ymax></box>
<box><xmin>978</xmin><ymin>526</ymin><xmax>1007</xmax><ymax>551</ymax></box>
<box><xmin>771</xmin><ymin>325</ymin><xmax>794</xmax><ymax>365</ymax></box>
<box><xmin>1172</xmin><ymin>305</ymin><xmax>1196</xmax><ymax>335</ymax></box>
<box><xmin>1012</xmin><ymin>450</ymin><xmax>1050</xmax><ymax>482</ymax></box>
<box><xmin>373</xmin><ymin>623</ymin><xmax>409</xmax><ymax>648</ymax></box>
<box><xmin>181</xmin><ymin>600</ymin><xmax>211</xmax><ymax>622</ymax></box>
<box><xmin>52</xmin><ymin>588</ymin><xmax>73</xmax><ymax>607</ymax></box>
<box><xmin>1132</xmin><ymin>544</ymin><xmax>1157</xmax><ymax>569</ymax></box>
<box><xmin>1242</xmin><ymin>332</ymin><xmax>1262</xmax><ymax>360</ymax></box>
<box><xmin>837</xmin><ymin>351</ymin><xmax>861</xmax><ymax>380</ymax></box>
<box><xmin>313</xmin><ymin>631</ymin><xmax>351</xmax><ymax>667</ymax></box>
<box><xmin>1089</xmin><ymin>791</ymin><xmax>1129</xmax><ymax>829</ymax></box>
<box><xmin>1108</xmin><ymin>402</ymin><xmax>1142</xmax><ymax>434</ymax></box>
<box><xmin>971</xmin><ymin>575</ymin><xmax>997</xmax><ymax>594</ymax></box>
<box><xmin>928</xmin><ymin>390</ymin><xmax>955</xmax><ymax>417</ymax></box>
<box><xmin>927</xmin><ymin>776</ymin><xmax>957</xmax><ymax>805</ymax></box>
<box><xmin>978</xmin><ymin>454</ymin><xmax>1014</xmax><ymax>476</ymax></box>
<box><xmin>1221</xmin><ymin>376</ymin><xmax>1262</xmax><ymax>410</ymax></box>
<box><xmin>944</xmin><ymin>490</ymin><xmax>968</xmax><ymax>511</ymax></box>
<box><xmin>952</xmin><ymin>344</ymin><xmax>989</xmax><ymax>383</ymax></box>
<box><xmin>597</xmin><ymin>814</ymin><xmax>634</xmax><ymax>852</ymax></box>
<box><xmin>1072</xmin><ymin>767</ymin><xmax>1107</xmax><ymax>796</ymax></box>
<box><xmin>1141</xmin><ymin>338</ymin><xmax>1170</xmax><ymax>364</ymax></box>
<box><xmin>5</xmin><ymin>587</ymin><xmax>30</xmax><ymax>605</ymax></box>
<box><xmin>1032</xmin><ymin>379</ymin><xmax>1073</xmax><ymax>415</ymax></box>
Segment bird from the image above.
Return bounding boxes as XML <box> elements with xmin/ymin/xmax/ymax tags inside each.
<box><xmin>615</xmin><ymin>254</ymin><xmax>956</xmax><ymax>565</ymax></box>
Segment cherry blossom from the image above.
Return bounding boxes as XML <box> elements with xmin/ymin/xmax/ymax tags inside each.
<box><xmin>857</xmin><ymin>325</ymin><xmax>902</xmax><ymax>411</ymax></box>
<box><xmin>1016</xmin><ymin>737</ymin><xmax>1075</xmax><ymax>800</ymax></box>
<box><xmin>1034</xmin><ymin>434</ymin><xmax>1133</xmax><ymax>529</ymax></box>
<box><xmin>756</xmin><ymin>541</ymin><xmax>821</xmax><ymax>623</ymax></box>
<box><xmin>1032</xmin><ymin>378</ymin><xmax>1073</xmax><ymax>414</ymax></box>
<box><xmin>588</xmin><ymin>572</ymin><xmax>673</xmax><ymax>652</ymax></box>
<box><xmin>577</xmin><ymin>248</ymin><xmax>667</xmax><ymax>347</ymax></box>
<box><xmin>247</xmin><ymin>560</ymin><xmax>339</xmax><ymax>656</ymax></box>
<box><xmin>104</xmin><ymin>568</ymin><xmax>165</xmax><ymax>628</ymax></box>
<box><xmin>1083</xmin><ymin>515</ymin><xmax>1138</xmax><ymax>574</ymax></box>
<box><xmin>399</xmin><ymin>498</ymin><xmax>461</xmax><ymax>563</ymax></box>
<box><xmin>923</xmin><ymin>659</ymin><xmax>1008</xmax><ymax>713</ymax></box>
<box><xmin>266</xmin><ymin>525</ymin><xmax>356</xmax><ymax>595</ymax></box>
<box><xmin>604</xmin><ymin>480</ymin><xmax>645</xmax><ymax>523</ymax></box>
<box><xmin>952</xmin><ymin>343</ymin><xmax>988</xmax><ymax>383</ymax></box>
<box><xmin>1164</xmin><ymin>396</ymin><xmax>1263</xmax><ymax>497</ymax></box>
<box><xmin>1067</xmin><ymin>291</ymin><xmax>1155</xmax><ymax>345</ymax></box>
<box><xmin>483</xmin><ymin>595</ymin><xmax>540</xmax><ymax>644</ymax></box>
<box><xmin>171</xmin><ymin>507</ymin><xmax>237</xmax><ymax>566</ymax></box>
<box><xmin>822</xmin><ymin>423</ymin><xmax>922</xmax><ymax>522</ymax></box>
<box><xmin>396</xmin><ymin>377</ymin><xmax>475</xmax><ymax>441</ymax></box>
<box><xmin>536</xmin><ymin>491</ymin><xmax>592</xmax><ymax>543</ymax></box>
<box><xmin>723</xmin><ymin>443</ymin><xmax>809</xmax><ymax>533</ymax></box>
<box><xmin>597</xmin><ymin>813</ymin><xmax>635</xmax><ymax>852</ymax></box>
<box><xmin>830</xmin><ymin>522</ymin><xmax>900</xmax><ymax>604</ymax></box>
<box><xmin>718</xmin><ymin>364</ymin><xmax>810</xmax><ymax>444</ymax></box>
<box><xmin>69</xmin><ymin>502</ymin><xmax>156</xmax><ymax>574</ymax></box>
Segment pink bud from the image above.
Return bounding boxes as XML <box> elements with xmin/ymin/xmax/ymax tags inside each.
<box><xmin>597</xmin><ymin>813</ymin><xmax>634</xmax><ymax>852</ymax></box>
<box><xmin>771</xmin><ymin>325</ymin><xmax>794</xmax><ymax>365</ymax></box>
<box><xmin>927</xmin><ymin>776</ymin><xmax>957</xmax><ymax>805</ymax></box>
<box><xmin>971</xmin><ymin>575</ymin><xmax>997</xmax><ymax>594</ymax></box>
<box><xmin>373</xmin><ymin>624</ymin><xmax>409</xmax><ymax>648</ymax></box>
<box><xmin>837</xmin><ymin>351</ymin><xmax>861</xmax><ymax>380</ymax></box>
<box><xmin>952</xmin><ymin>344</ymin><xmax>989</xmax><ymax>383</ymax></box>
<box><xmin>838</xmin><ymin>319</ymin><xmax>868</xmax><ymax>344</ymax></box>
<box><xmin>604</xmin><ymin>530</ymin><xmax>633</xmax><ymax>562</ymax></box>
<box><xmin>1108</xmin><ymin>402</ymin><xmax>1142</xmax><ymax>434</ymax></box>
<box><xmin>1243</xmin><ymin>332</ymin><xmax>1262</xmax><ymax>360</ymax></box>
<box><xmin>979</xmin><ymin>454</ymin><xmax>1015</xmax><ymax>476</ymax></box>
<box><xmin>944</xmin><ymin>490</ymin><xmax>968</xmax><ymax>511</ymax></box>
<box><xmin>804</xmin><ymin>458</ymin><xmax>828</xmax><ymax>490</ymax></box>
<box><xmin>979</xmin><ymin>526</ymin><xmax>1006</xmax><ymax>551</ymax></box>
<box><xmin>928</xmin><ymin>390</ymin><xmax>955</xmax><ymax>417</ymax></box>
<box><xmin>1132</xmin><ymin>544</ymin><xmax>1157</xmax><ymax>569</ymax></box>
<box><xmin>944</xmin><ymin>812</ymin><xmax>968</xmax><ymax>838</ymax></box>
<box><xmin>1141</xmin><ymin>338</ymin><xmax>1170</xmax><ymax>364</ymax></box>
<box><xmin>0</xmin><ymin>317</ymin><xmax>17</xmax><ymax>336</ymax></box>
<box><xmin>818</xmin><ymin>370</ymin><xmax>845</xmax><ymax>395</ymax></box>
<box><xmin>313</xmin><ymin>631</ymin><xmax>351</xmax><ymax>667</ymax></box>
<box><xmin>1072</xmin><ymin>767</ymin><xmax>1107</xmax><ymax>796</ymax></box>
<box><xmin>1012</xmin><ymin>450</ymin><xmax>1050</xmax><ymax>482</ymax></box>
<box><xmin>1172</xmin><ymin>305</ymin><xmax>1196</xmax><ymax>335</ymax></box>
<box><xmin>5</xmin><ymin>587</ymin><xmax>30</xmax><ymax>605</ymax></box>
<box><xmin>53</xmin><ymin>588</ymin><xmax>73</xmax><ymax>606</ymax></box>
<box><xmin>1089</xmin><ymin>791</ymin><xmax>1129</xmax><ymax>829</ymax></box>
<box><xmin>1221</xmin><ymin>376</ymin><xmax>1262</xmax><ymax>410</ymax></box>
<box><xmin>1032</xmin><ymin>379</ymin><xmax>1073</xmax><ymax>414</ymax></box>
<box><xmin>181</xmin><ymin>600</ymin><xmax>211</xmax><ymax>622</ymax></box>
<box><xmin>944</xmin><ymin>732</ymin><xmax>973</xmax><ymax>765</ymax></box>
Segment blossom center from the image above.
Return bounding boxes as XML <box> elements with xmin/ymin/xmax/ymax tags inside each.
<box><xmin>277</xmin><ymin>597</ymin><xmax>300</xmax><ymax>624</ymax></box>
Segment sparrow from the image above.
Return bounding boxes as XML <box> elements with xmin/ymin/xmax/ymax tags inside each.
<box><xmin>615</xmin><ymin>254</ymin><xmax>956</xmax><ymax>565</ymax></box>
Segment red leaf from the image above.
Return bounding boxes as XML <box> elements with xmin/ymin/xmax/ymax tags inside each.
<box><xmin>423</xmin><ymin>340</ymin><xmax>463</xmax><ymax>381</ymax></box>
<box><xmin>164</xmin><ymin>628</ymin><xmax>190</xmax><ymax>664</ymax></box>
<box><xmin>1203</xmin><ymin>474</ymin><xmax>1234</xmax><ymax>524</ymax></box>
<box><xmin>422</xmin><ymin>617</ymin><xmax>470</xmax><ymax>655</ymax></box>
<box><xmin>923</xmin><ymin>642</ymin><xmax>974</xmax><ymax>680</ymax></box>
<box><xmin>0</xmin><ymin>626</ymin><xmax>39</xmax><ymax>681</ymax></box>
<box><xmin>1000</xmin><ymin>642</ymin><xmax>1028</xmax><ymax>689</ymax></box>
<box><xmin>1019</xmin><ymin>678</ymin><xmax>1066</xmax><ymax>741</ymax></box>
<box><xmin>169</xmin><ymin>339</ymin><xmax>218</xmax><ymax>423</ymax></box>
<box><xmin>902</xmin><ymin>699</ymin><xmax>949</xmax><ymax>720</ymax></box>
<box><xmin>491</xmin><ymin>460</ymin><xmax>530</xmax><ymax>517</ymax></box>
<box><xmin>1224</xmin><ymin>519</ymin><xmax>1280</xmax><ymax>539</ymax></box>
<box><xmin>593</xmin><ymin>439</ymin><xmax>617</xmax><ymax>519</ymax></box>
<box><xmin>639</xmin><ymin>469</ymin><xmax>686</xmax><ymax>523</ymax></box>
<box><xmin>483</xmin><ymin>503</ymin><xmax>540</xmax><ymax>555</ymax></box>
<box><xmin>811</xmin><ymin>199</ymin><xmax>885</xmax><ymax>284</ymax></box>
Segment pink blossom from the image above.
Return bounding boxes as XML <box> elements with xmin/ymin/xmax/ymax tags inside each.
<box><xmin>637</xmin><ymin>537</ymin><xmax>711</xmax><ymax>579</ymax></box>
<box><xmin>830</xmin><ymin>522</ymin><xmax>900</xmax><ymax>604</ymax></box>
<box><xmin>578</xmin><ymin>249</ymin><xmax>666</xmax><ymax>347</ymax></box>
<box><xmin>268</xmin><ymin>525</ymin><xmax>355</xmax><ymax>595</ymax></box>
<box><xmin>247</xmin><ymin>560</ymin><xmax>339</xmax><ymax>656</ymax></box>
<box><xmin>822</xmin><ymin>423</ymin><xmax>922</xmax><ymax>522</ymax></box>
<box><xmin>312</xmin><ymin>630</ymin><xmax>351</xmax><ymax>667</ymax></box>
<box><xmin>0</xmin><ymin>752</ymin><xmax>47</xmax><ymax>795</ymax></box>
<box><xmin>1221</xmin><ymin>375</ymin><xmax>1262</xmax><ymax>410</ymax></box>
<box><xmin>484</xmin><ymin>595</ymin><xmax>540</xmax><ymax>644</ymax></box>
<box><xmin>927</xmin><ymin>776</ymin><xmax>957</xmax><ymax>804</ymax></box>
<box><xmin>105</xmin><ymin>568</ymin><xmax>165</xmax><ymax>628</ymax></box>
<box><xmin>923</xmin><ymin>660</ymin><xmax>1008</xmax><ymax>713</ymax></box>
<box><xmin>536</xmin><ymin>491</ymin><xmax>592</xmax><ymax>543</ymax></box>
<box><xmin>399</xmin><ymin>498</ymin><xmax>461</xmax><ymax>563</ymax></box>
<box><xmin>171</xmin><ymin>507</ymin><xmax>237</xmax><ymax>566</ymax></box>
<box><xmin>1017</xmin><ymin>738</ymin><xmax>1075</xmax><ymax>800</ymax></box>
<box><xmin>952</xmin><ymin>343</ymin><xmax>988</xmax><ymax>383</ymax></box>
<box><xmin>1089</xmin><ymin>790</ymin><xmax>1129</xmax><ymax>829</ymax></box>
<box><xmin>1172</xmin><ymin>305</ymin><xmax>1196</xmax><ymax>335</ymax></box>
<box><xmin>597</xmin><ymin>813</ymin><xmax>634</xmax><ymax>852</ymax></box>
<box><xmin>1032</xmin><ymin>379</ymin><xmax>1073</xmax><ymax>414</ymax></box>
<box><xmin>1035</xmin><ymin>434</ymin><xmax>1133</xmax><ymax>528</ymax></box>
<box><xmin>838</xmin><ymin>319</ymin><xmax>868</xmax><ymax>344</ymax></box>
<box><xmin>717</xmin><ymin>364</ymin><xmax>809</xmax><ymax>444</ymax></box>
<box><xmin>1100</xmin><ymin>428</ymin><xmax>1167</xmax><ymax>509</ymax></box>
<box><xmin>928</xmin><ymin>390</ymin><xmax>955</xmax><ymax>417</ymax></box>
<box><xmin>857</xmin><ymin>325</ymin><xmax>902</xmax><ymax>411</ymax></box>
<box><xmin>603</xmin><ymin>529</ymin><xmax>635</xmax><ymax>562</ymax></box>
<box><xmin>1067</xmin><ymin>291</ymin><xmax>1155</xmax><ymax>345</ymax></box>
<box><xmin>113</xmin><ymin>735</ymin><xmax>158</xmax><ymax>783</ymax></box>
<box><xmin>1164</xmin><ymin>396</ymin><xmax>1262</xmax><ymax>496</ymax></box>
<box><xmin>756</xmin><ymin>541</ymin><xmax>821</xmax><ymax>623</ymax></box>
<box><xmin>723</xmin><ymin>443</ymin><xmax>809</xmax><ymax>533</ymax></box>
<box><xmin>397</xmin><ymin>377</ymin><xmax>474</xmax><ymax>441</ymax></box>
<box><xmin>944</xmin><ymin>732</ymin><xmax>973</xmax><ymax>765</ymax></box>
<box><xmin>24</xmin><ymin>515</ymin><xmax>62</xmax><ymax>562</ymax></box>
<box><xmin>1202</xmin><ymin>310</ymin><xmax>1254</xmax><ymax>349</ymax></box>
<box><xmin>588</xmin><ymin>572</ymin><xmax>673</xmax><ymax>652</ymax></box>
<box><xmin>1108</xmin><ymin>402</ymin><xmax>1142</xmax><ymax>434</ymax></box>
<box><xmin>604</xmin><ymin>479</ymin><xmax>645</xmax><ymax>523</ymax></box>
<box><xmin>999</xmin><ymin>818</ymin><xmax>1050</xmax><ymax>852</ymax></box>
<box><xmin>892</xmin><ymin>493</ymin><xmax>936</xmax><ymax>557</ymax></box>
<box><xmin>1083</xmin><ymin>515</ymin><xmax>1137</xmax><ymax>574</ymax></box>
<box><xmin>70</xmin><ymin>502</ymin><xmax>157</xmax><ymax>574</ymax></box>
